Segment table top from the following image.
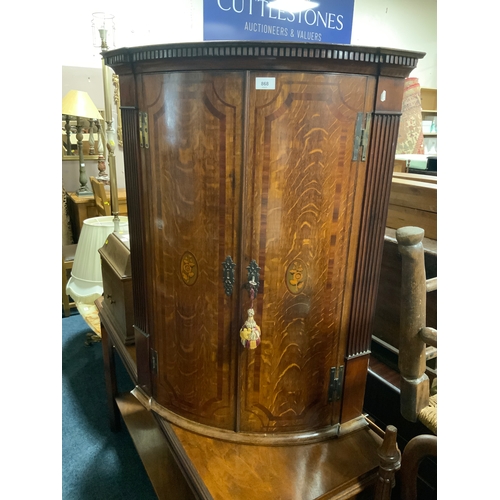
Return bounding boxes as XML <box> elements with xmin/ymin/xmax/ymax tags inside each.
<box><xmin>68</xmin><ymin>188</ymin><xmax>127</xmax><ymax>204</ymax></box>
<box><xmin>76</xmin><ymin>302</ymin><xmax>101</xmax><ymax>336</ymax></box>
<box><xmin>97</xmin><ymin>297</ymin><xmax>385</xmax><ymax>500</ymax></box>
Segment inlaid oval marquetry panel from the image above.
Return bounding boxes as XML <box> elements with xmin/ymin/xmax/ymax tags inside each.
<box><xmin>285</xmin><ymin>259</ymin><xmax>308</xmax><ymax>295</ymax></box>
<box><xmin>180</xmin><ymin>251</ymin><xmax>198</xmax><ymax>286</ymax></box>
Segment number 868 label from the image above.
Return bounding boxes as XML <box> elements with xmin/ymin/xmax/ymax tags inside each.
<box><xmin>255</xmin><ymin>77</ymin><xmax>276</xmax><ymax>90</ymax></box>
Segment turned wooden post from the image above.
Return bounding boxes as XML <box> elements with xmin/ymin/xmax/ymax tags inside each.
<box><xmin>88</xmin><ymin>119</ymin><xmax>95</xmax><ymax>155</ymax></box>
<box><xmin>76</xmin><ymin>118</ymin><xmax>92</xmax><ymax>195</ymax></box>
<box><xmin>374</xmin><ymin>425</ymin><xmax>401</xmax><ymax>500</ymax></box>
<box><xmin>396</xmin><ymin>227</ymin><xmax>430</xmax><ymax>422</ymax></box>
<box><xmin>64</xmin><ymin>115</ymin><xmax>73</xmax><ymax>155</ymax></box>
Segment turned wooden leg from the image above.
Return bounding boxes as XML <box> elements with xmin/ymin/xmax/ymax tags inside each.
<box><xmin>100</xmin><ymin>319</ymin><xmax>121</xmax><ymax>431</ymax></box>
<box><xmin>374</xmin><ymin>425</ymin><xmax>401</xmax><ymax>500</ymax></box>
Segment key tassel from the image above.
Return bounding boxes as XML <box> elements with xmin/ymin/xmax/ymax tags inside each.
<box><xmin>240</xmin><ymin>308</ymin><xmax>261</xmax><ymax>349</ymax></box>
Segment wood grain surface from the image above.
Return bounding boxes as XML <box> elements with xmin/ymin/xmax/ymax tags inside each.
<box><xmin>135</xmin><ymin>70</ymin><xmax>377</xmax><ymax>434</ymax></box>
<box><xmin>240</xmin><ymin>72</ymin><xmax>372</xmax><ymax>433</ymax></box>
<box><xmin>107</xmin><ymin>42</ymin><xmax>422</xmax><ymax>440</ymax></box>
<box><xmin>140</xmin><ymin>72</ymin><xmax>243</xmax><ymax>430</ymax></box>
<box><xmin>170</xmin><ymin>422</ymin><xmax>383</xmax><ymax>500</ymax></box>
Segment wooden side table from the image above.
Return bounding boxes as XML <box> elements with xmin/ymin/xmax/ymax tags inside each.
<box><xmin>97</xmin><ymin>297</ymin><xmax>196</xmax><ymax>500</ymax></box>
<box><xmin>66</xmin><ymin>188</ymin><xmax>128</xmax><ymax>242</ymax></box>
<box><xmin>97</xmin><ymin>294</ymin><xmax>386</xmax><ymax>500</ymax></box>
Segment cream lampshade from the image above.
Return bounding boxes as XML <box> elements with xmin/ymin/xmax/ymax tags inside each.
<box><xmin>66</xmin><ymin>216</ymin><xmax>129</xmax><ymax>304</ymax></box>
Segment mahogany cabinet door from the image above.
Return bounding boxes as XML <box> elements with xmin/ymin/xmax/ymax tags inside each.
<box><xmin>138</xmin><ymin>72</ymin><xmax>244</xmax><ymax>430</ymax></box>
<box><xmin>238</xmin><ymin>72</ymin><xmax>375</xmax><ymax>433</ymax></box>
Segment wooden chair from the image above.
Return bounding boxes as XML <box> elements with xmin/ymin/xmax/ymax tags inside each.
<box><xmin>396</xmin><ymin>226</ymin><xmax>437</xmax><ymax>432</ymax></box>
<box><xmin>90</xmin><ymin>176</ymin><xmax>111</xmax><ymax>216</ymax></box>
<box><xmin>373</xmin><ymin>225</ymin><xmax>438</xmax><ymax>500</ymax></box>
<box><xmin>374</xmin><ymin>425</ymin><xmax>437</xmax><ymax>500</ymax></box>
<box><xmin>62</xmin><ymin>244</ymin><xmax>78</xmax><ymax>317</ymax></box>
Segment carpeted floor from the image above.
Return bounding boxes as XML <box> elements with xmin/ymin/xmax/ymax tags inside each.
<box><xmin>62</xmin><ymin>312</ymin><xmax>157</xmax><ymax>499</ymax></box>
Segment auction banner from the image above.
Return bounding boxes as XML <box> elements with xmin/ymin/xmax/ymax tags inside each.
<box><xmin>203</xmin><ymin>0</ymin><xmax>354</xmax><ymax>44</ymax></box>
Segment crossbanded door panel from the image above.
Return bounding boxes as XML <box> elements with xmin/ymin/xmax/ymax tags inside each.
<box><xmin>239</xmin><ymin>71</ymin><xmax>374</xmax><ymax>433</ymax></box>
<box><xmin>140</xmin><ymin>72</ymin><xmax>244</xmax><ymax>430</ymax></box>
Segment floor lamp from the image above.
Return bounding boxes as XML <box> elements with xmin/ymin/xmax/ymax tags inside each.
<box><xmin>92</xmin><ymin>12</ymin><xmax>121</xmax><ymax>233</ymax></box>
<box><xmin>65</xmin><ymin>13</ymin><xmax>124</xmax><ymax>343</ymax></box>
<box><xmin>62</xmin><ymin>90</ymin><xmax>103</xmax><ymax>196</ymax></box>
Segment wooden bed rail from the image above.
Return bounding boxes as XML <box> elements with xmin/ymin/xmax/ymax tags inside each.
<box><xmin>396</xmin><ymin>226</ymin><xmax>438</xmax><ymax>422</ymax></box>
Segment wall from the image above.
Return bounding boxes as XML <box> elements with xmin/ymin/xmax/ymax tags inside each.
<box><xmin>62</xmin><ymin>0</ymin><xmax>205</xmax><ymax>192</ymax></box>
<box><xmin>352</xmin><ymin>0</ymin><xmax>436</xmax><ymax>87</ymax></box>
<box><xmin>62</xmin><ymin>0</ymin><xmax>437</xmax><ymax>192</ymax></box>
<box><xmin>61</xmin><ymin>1</ymin><xmax>436</xmax><ymax>76</ymax></box>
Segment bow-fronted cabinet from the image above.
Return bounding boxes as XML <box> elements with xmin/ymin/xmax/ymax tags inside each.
<box><xmin>105</xmin><ymin>42</ymin><xmax>424</xmax><ymax>445</ymax></box>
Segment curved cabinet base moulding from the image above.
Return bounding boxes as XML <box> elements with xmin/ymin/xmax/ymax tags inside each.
<box><xmin>131</xmin><ymin>385</ymin><xmax>342</xmax><ymax>446</ymax></box>
<box><xmin>338</xmin><ymin>415</ymin><xmax>369</xmax><ymax>436</ymax></box>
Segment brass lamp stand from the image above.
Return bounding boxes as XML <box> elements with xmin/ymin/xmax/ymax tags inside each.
<box><xmin>92</xmin><ymin>12</ymin><xmax>121</xmax><ymax>233</ymax></box>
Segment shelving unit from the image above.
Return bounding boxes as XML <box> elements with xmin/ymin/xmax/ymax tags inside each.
<box><xmin>421</xmin><ymin>87</ymin><xmax>437</xmax><ymax>154</ymax></box>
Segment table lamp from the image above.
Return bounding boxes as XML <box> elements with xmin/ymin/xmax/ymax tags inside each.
<box><xmin>66</xmin><ymin>215</ymin><xmax>129</xmax><ymax>340</ymax></box>
<box><xmin>66</xmin><ymin>216</ymin><xmax>129</xmax><ymax>305</ymax></box>
<box><xmin>62</xmin><ymin>90</ymin><xmax>103</xmax><ymax>196</ymax></box>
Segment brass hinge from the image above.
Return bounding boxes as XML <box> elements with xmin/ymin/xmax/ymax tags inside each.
<box><xmin>139</xmin><ymin>111</ymin><xmax>149</xmax><ymax>149</ymax></box>
<box><xmin>150</xmin><ymin>348</ymin><xmax>158</xmax><ymax>374</ymax></box>
<box><xmin>352</xmin><ymin>112</ymin><xmax>371</xmax><ymax>162</ymax></box>
<box><xmin>328</xmin><ymin>365</ymin><xmax>344</xmax><ymax>403</ymax></box>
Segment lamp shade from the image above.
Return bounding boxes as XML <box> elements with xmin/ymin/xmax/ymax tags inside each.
<box><xmin>66</xmin><ymin>216</ymin><xmax>129</xmax><ymax>304</ymax></box>
<box><xmin>62</xmin><ymin>90</ymin><xmax>103</xmax><ymax>120</ymax></box>
<box><xmin>92</xmin><ymin>12</ymin><xmax>115</xmax><ymax>49</ymax></box>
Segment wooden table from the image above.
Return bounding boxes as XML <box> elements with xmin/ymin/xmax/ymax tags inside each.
<box><xmin>97</xmin><ymin>297</ymin><xmax>386</xmax><ymax>500</ymax></box>
<box><xmin>66</xmin><ymin>188</ymin><xmax>128</xmax><ymax>243</ymax></box>
<box><xmin>97</xmin><ymin>297</ymin><xmax>195</xmax><ymax>499</ymax></box>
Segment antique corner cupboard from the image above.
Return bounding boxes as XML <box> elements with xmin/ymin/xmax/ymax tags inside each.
<box><xmin>105</xmin><ymin>42</ymin><xmax>424</xmax><ymax>444</ymax></box>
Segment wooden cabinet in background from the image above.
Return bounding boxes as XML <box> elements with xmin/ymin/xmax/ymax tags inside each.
<box><xmin>104</xmin><ymin>41</ymin><xmax>424</xmax><ymax>498</ymax></box>
<box><xmin>99</xmin><ymin>232</ymin><xmax>134</xmax><ymax>345</ymax></box>
<box><xmin>386</xmin><ymin>172</ymin><xmax>437</xmax><ymax>239</ymax></box>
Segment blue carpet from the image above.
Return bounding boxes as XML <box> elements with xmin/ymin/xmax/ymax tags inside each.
<box><xmin>62</xmin><ymin>313</ymin><xmax>157</xmax><ymax>499</ymax></box>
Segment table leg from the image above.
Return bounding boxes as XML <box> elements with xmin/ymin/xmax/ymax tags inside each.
<box><xmin>100</xmin><ymin>319</ymin><xmax>121</xmax><ymax>431</ymax></box>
